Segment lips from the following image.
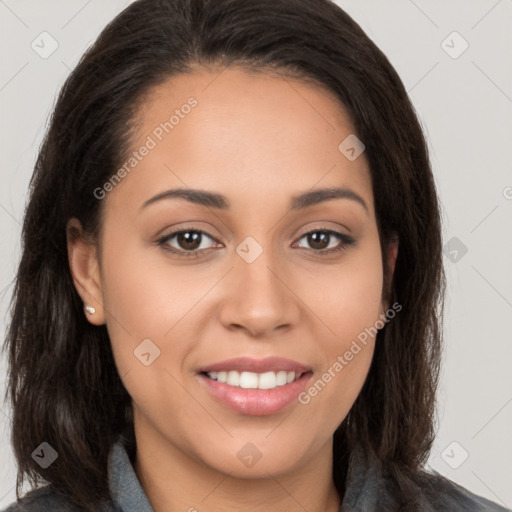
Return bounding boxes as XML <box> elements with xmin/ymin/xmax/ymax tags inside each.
<box><xmin>196</xmin><ymin>356</ymin><xmax>314</xmax><ymax>415</ymax></box>
<box><xmin>198</xmin><ymin>356</ymin><xmax>311</xmax><ymax>374</ymax></box>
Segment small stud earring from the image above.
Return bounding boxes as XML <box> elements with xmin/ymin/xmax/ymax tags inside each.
<box><xmin>84</xmin><ymin>305</ymin><xmax>96</xmax><ymax>315</ymax></box>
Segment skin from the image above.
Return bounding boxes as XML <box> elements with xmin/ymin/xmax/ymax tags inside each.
<box><xmin>67</xmin><ymin>65</ymin><xmax>398</xmax><ymax>512</ymax></box>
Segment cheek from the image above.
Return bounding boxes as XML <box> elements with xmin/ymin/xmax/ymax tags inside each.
<box><xmin>295</xmin><ymin>237</ymin><xmax>383</xmax><ymax>423</ymax></box>
<box><xmin>300</xmin><ymin>234</ymin><xmax>384</xmax><ymax>345</ymax></box>
<box><xmin>305</xmin><ymin>342</ymin><xmax>375</xmax><ymax>437</ymax></box>
<box><xmin>99</xmin><ymin>244</ymin><xmax>196</xmax><ymax>424</ymax></box>
<box><xmin>101</xmin><ymin>227</ymin><xmax>191</xmax><ymax>334</ymax></box>
<box><xmin>298</xmin><ymin>311</ymin><xmax>378</xmax><ymax>436</ymax></box>
<box><xmin>98</xmin><ymin>231</ymin><xmax>195</xmax><ymax>381</ymax></box>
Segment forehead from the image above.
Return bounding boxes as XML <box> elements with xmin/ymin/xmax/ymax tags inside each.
<box><xmin>110</xmin><ymin>65</ymin><xmax>373</xmax><ymax>216</ymax></box>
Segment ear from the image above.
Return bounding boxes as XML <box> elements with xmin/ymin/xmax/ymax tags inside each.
<box><xmin>66</xmin><ymin>218</ymin><xmax>106</xmax><ymax>325</ymax></box>
<box><xmin>381</xmin><ymin>234</ymin><xmax>399</xmax><ymax>315</ymax></box>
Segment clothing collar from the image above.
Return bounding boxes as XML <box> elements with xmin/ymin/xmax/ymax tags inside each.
<box><xmin>106</xmin><ymin>436</ymin><xmax>389</xmax><ymax>512</ymax></box>
<box><xmin>108</xmin><ymin>438</ymin><xmax>154</xmax><ymax>512</ymax></box>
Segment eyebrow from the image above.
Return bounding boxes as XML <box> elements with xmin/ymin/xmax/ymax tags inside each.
<box><xmin>139</xmin><ymin>186</ymin><xmax>369</xmax><ymax>214</ymax></box>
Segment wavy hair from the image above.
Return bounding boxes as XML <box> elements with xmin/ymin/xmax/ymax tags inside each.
<box><xmin>2</xmin><ymin>0</ymin><xmax>446</xmax><ymax>509</ymax></box>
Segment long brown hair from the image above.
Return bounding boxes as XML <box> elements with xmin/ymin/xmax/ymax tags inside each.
<box><xmin>2</xmin><ymin>0</ymin><xmax>446</xmax><ymax>509</ymax></box>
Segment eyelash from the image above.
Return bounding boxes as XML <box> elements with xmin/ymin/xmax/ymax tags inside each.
<box><xmin>155</xmin><ymin>227</ymin><xmax>356</xmax><ymax>258</ymax></box>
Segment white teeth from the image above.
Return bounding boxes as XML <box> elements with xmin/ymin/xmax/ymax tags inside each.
<box><xmin>226</xmin><ymin>371</ymin><xmax>240</xmax><ymax>386</ymax></box>
<box><xmin>239</xmin><ymin>371</ymin><xmax>259</xmax><ymax>388</ymax></box>
<box><xmin>276</xmin><ymin>371</ymin><xmax>287</xmax><ymax>386</ymax></box>
<box><xmin>206</xmin><ymin>370</ymin><xmax>302</xmax><ymax>389</ymax></box>
<box><xmin>258</xmin><ymin>371</ymin><xmax>276</xmax><ymax>389</ymax></box>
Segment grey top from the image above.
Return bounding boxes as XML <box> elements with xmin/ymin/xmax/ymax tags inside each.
<box><xmin>2</xmin><ymin>436</ymin><xmax>510</xmax><ymax>511</ymax></box>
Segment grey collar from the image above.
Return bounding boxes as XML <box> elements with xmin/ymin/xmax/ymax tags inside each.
<box><xmin>107</xmin><ymin>436</ymin><xmax>509</xmax><ymax>512</ymax></box>
<box><xmin>108</xmin><ymin>440</ymin><xmax>154</xmax><ymax>512</ymax></box>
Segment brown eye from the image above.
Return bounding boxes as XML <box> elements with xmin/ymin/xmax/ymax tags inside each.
<box><xmin>294</xmin><ymin>229</ymin><xmax>355</xmax><ymax>255</ymax></box>
<box><xmin>156</xmin><ymin>227</ymin><xmax>355</xmax><ymax>259</ymax></box>
<box><xmin>156</xmin><ymin>229</ymin><xmax>218</xmax><ymax>257</ymax></box>
<box><xmin>175</xmin><ymin>231</ymin><xmax>202</xmax><ymax>251</ymax></box>
<box><xmin>305</xmin><ymin>231</ymin><xmax>330</xmax><ymax>250</ymax></box>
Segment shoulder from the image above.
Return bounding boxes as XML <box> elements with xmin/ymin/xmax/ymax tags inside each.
<box><xmin>1</xmin><ymin>485</ymin><xmax>120</xmax><ymax>512</ymax></box>
<box><xmin>412</xmin><ymin>468</ymin><xmax>510</xmax><ymax>511</ymax></box>
<box><xmin>1</xmin><ymin>486</ymin><xmax>74</xmax><ymax>512</ymax></box>
<box><xmin>343</xmin><ymin>445</ymin><xmax>510</xmax><ymax>511</ymax></box>
<box><xmin>1</xmin><ymin>486</ymin><xmax>83</xmax><ymax>512</ymax></box>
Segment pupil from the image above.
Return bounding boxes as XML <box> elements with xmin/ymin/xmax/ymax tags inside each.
<box><xmin>179</xmin><ymin>231</ymin><xmax>201</xmax><ymax>250</ymax></box>
<box><xmin>309</xmin><ymin>231</ymin><xmax>329</xmax><ymax>250</ymax></box>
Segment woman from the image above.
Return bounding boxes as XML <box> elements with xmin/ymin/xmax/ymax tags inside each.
<box><xmin>2</xmin><ymin>0</ymin><xmax>509</xmax><ymax>511</ymax></box>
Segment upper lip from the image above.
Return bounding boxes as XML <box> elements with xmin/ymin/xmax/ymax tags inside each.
<box><xmin>198</xmin><ymin>356</ymin><xmax>312</xmax><ymax>374</ymax></box>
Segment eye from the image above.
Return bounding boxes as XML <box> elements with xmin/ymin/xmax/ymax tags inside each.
<box><xmin>293</xmin><ymin>229</ymin><xmax>356</xmax><ymax>256</ymax></box>
<box><xmin>156</xmin><ymin>227</ymin><xmax>356</xmax><ymax>258</ymax></box>
<box><xmin>156</xmin><ymin>229</ymin><xmax>219</xmax><ymax>258</ymax></box>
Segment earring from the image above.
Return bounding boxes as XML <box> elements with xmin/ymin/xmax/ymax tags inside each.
<box><xmin>84</xmin><ymin>304</ymin><xmax>96</xmax><ymax>315</ymax></box>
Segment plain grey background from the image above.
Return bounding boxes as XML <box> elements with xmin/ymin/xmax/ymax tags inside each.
<box><xmin>1</xmin><ymin>0</ymin><xmax>511</xmax><ymax>508</ymax></box>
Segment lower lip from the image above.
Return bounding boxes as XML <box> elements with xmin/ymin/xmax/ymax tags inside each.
<box><xmin>197</xmin><ymin>372</ymin><xmax>313</xmax><ymax>416</ymax></box>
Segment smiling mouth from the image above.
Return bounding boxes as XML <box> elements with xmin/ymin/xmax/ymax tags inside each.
<box><xmin>200</xmin><ymin>370</ymin><xmax>310</xmax><ymax>390</ymax></box>
<box><xmin>197</xmin><ymin>359</ymin><xmax>314</xmax><ymax>415</ymax></box>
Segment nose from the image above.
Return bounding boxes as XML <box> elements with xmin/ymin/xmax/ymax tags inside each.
<box><xmin>218</xmin><ymin>248</ymin><xmax>301</xmax><ymax>338</ymax></box>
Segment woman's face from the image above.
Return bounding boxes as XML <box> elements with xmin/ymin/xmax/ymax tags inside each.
<box><xmin>70</xmin><ymin>65</ymin><xmax>396</xmax><ymax>478</ymax></box>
